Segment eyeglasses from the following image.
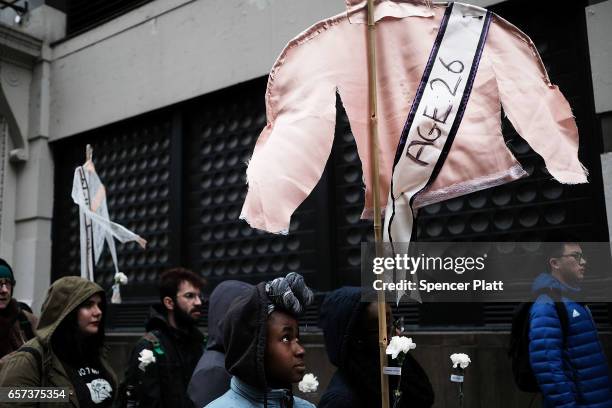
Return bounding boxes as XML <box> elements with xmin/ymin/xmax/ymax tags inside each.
<box><xmin>559</xmin><ymin>253</ymin><xmax>586</xmax><ymax>262</ymax></box>
<box><xmin>0</xmin><ymin>280</ymin><xmax>12</xmax><ymax>289</ymax></box>
<box><xmin>178</xmin><ymin>292</ymin><xmax>207</xmax><ymax>302</ymax></box>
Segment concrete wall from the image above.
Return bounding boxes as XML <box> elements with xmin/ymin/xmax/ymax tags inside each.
<box><xmin>48</xmin><ymin>0</ymin><xmax>504</xmax><ymax>141</ymax></box>
<box><xmin>0</xmin><ymin>6</ymin><xmax>63</xmax><ymax>310</ymax></box>
<box><xmin>48</xmin><ymin>0</ymin><xmax>344</xmax><ymax>140</ymax></box>
<box><xmin>106</xmin><ymin>331</ymin><xmax>612</xmax><ymax>407</ymax></box>
<box><xmin>587</xmin><ymin>0</ymin><xmax>612</xmax><ymax>241</ymax></box>
<box><xmin>586</xmin><ymin>1</ymin><xmax>612</xmax><ymax>115</ymax></box>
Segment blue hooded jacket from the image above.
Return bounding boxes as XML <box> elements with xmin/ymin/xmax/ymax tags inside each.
<box><xmin>529</xmin><ymin>273</ymin><xmax>612</xmax><ymax>408</ymax></box>
<box><xmin>206</xmin><ymin>377</ymin><xmax>313</xmax><ymax>408</ymax></box>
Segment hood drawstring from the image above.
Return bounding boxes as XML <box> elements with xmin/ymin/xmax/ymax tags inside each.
<box><xmin>284</xmin><ymin>390</ymin><xmax>294</xmax><ymax>408</ymax></box>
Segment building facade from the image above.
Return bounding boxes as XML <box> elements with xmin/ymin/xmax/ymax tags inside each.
<box><xmin>0</xmin><ymin>0</ymin><xmax>611</xmax><ymax>405</ymax></box>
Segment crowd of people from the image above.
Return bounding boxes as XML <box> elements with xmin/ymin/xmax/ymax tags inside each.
<box><xmin>0</xmin><ymin>239</ymin><xmax>610</xmax><ymax>407</ymax></box>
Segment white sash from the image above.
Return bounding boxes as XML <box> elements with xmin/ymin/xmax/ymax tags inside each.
<box><xmin>382</xmin><ymin>2</ymin><xmax>491</xmax><ymax>301</ymax></box>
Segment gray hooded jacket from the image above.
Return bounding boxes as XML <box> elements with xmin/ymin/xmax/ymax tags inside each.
<box><xmin>187</xmin><ymin>281</ymin><xmax>253</xmax><ymax>407</ymax></box>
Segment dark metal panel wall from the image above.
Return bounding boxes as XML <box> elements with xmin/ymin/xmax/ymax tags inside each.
<box><xmin>52</xmin><ymin>111</ymin><xmax>176</xmax><ymax>300</ymax></box>
<box><xmin>182</xmin><ymin>79</ymin><xmax>332</xmax><ymax>291</ymax></box>
<box><xmin>51</xmin><ymin>80</ymin><xmax>334</xmax><ymax>329</ymax></box>
<box><xmin>66</xmin><ymin>0</ymin><xmax>155</xmax><ymax>36</ymax></box>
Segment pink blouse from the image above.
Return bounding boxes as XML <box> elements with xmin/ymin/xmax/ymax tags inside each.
<box><xmin>240</xmin><ymin>0</ymin><xmax>587</xmax><ymax>234</ymax></box>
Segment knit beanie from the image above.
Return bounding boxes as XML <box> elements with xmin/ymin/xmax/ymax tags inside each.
<box><xmin>0</xmin><ymin>258</ymin><xmax>15</xmax><ymax>285</ymax></box>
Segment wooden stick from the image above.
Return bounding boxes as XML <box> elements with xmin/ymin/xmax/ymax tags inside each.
<box><xmin>366</xmin><ymin>1</ymin><xmax>390</xmax><ymax>407</ymax></box>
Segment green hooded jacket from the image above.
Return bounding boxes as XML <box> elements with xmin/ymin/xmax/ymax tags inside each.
<box><xmin>0</xmin><ymin>276</ymin><xmax>118</xmax><ymax>407</ymax></box>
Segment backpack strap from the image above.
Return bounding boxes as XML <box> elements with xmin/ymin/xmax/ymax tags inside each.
<box><xmin>541</xmin><ymin>289</ymin><xmax>570</xmax><ymax>344</ymax></box>
<box><xmin>554</xmin><ymin>302</ymin><xmax>569</xmax><ymax>343</ymax></box>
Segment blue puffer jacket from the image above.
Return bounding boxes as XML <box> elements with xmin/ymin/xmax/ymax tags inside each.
<box><xmin>529</xmin><ymin>273</ymin><xmax>612</xmax><ymax>408</ymax></box>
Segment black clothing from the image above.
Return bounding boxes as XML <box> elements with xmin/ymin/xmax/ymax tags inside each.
<box><xmin>318</xmin><ymin>287</ymin><xmax>434</xmax><ymax>408</ymax></box>
<box><xmin>121</xmin><ymin>305</ymin><xmax>205</xmax><ymax>408</ymax></box>
<box><xmin>223</xmin><ymin>282</ymin><xmax>271</xmax><ymax>389</ymax></box>
<box><xmin>0</xmin><ymin>299</ymin><xmax>36</xmax><ymax>358</ymax></box>
<box><xmin>64</xmin><ymin>362</ymin><xmax>114</xmax><ymax>408</ymax></box>
<box><xmin>188</xmin><ymin>280</ymin><xmax>253</xmax><ymax>407</ymax></box>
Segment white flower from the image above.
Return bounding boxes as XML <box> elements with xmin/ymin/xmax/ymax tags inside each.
<box><xmin>298</xmin><ymin>373</ymin><xmax>319</xmax><ymax>393</ymax></box>
<box><xmin>114</xmin><ymin>272</ymin><xmax>128</xmax><ymax>285</ymax></box>
<box><xmin>450</xmin><ymin>353</ymin><xmax>471</xmax><ymax>369</ymax></box>
<box><xmin>138</xmin><ymin>349</ymin><xmax>156</xmax><ymax>371</ymax></box>
<box><xmin>386</xmin><ymin>336</ymin><xmax>416</xmax><ymax>360</ymax></box>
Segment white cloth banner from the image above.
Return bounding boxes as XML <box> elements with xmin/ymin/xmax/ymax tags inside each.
<box><xmin>383</xmin><ymin>3</ymin><xmax>491</xmax><ymax>302</ymax></box>
<box><xmin>71</xmin><ymin>160</ymin><xmax>147</xmax><ymax>282</ymax></box>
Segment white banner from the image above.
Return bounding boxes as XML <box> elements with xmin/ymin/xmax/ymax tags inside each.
<box><xmin>383</xmin><ymin>3</ymin><xmax>491</xmax><ymax>302</ymax></box>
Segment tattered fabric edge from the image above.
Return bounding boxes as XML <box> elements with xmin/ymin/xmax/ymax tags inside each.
<box><xmin>240</xmin><ymin>163</ymin><xmax>290</xmax><ymax>235</ymax></box>
<box><xmin>412</xmin><ymin>164</ymin><xmax>528</xmax><ymax>209</ymax></box>
<box><xmin>264</xmin><ymin>10</ymin><xmax>348</xmax><ymax>126</ymax></box>
<box><xmin>491</xmin><ymin>13</ymin><xmax>553</xmax><ymax>88</ymax></box>
<box><xmin>238</xmin><ymin>215</ymin><xmax>289</xmax><ymax>236</ymax></box>
<box><xmin>361</xmin><ymin>164</ymin><xmax>528</xmax><ymax>220</ymax></box>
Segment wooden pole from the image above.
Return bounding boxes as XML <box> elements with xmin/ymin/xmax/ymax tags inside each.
<box><xmin>366</xmin><ymin>1</ymin><xmax>390</xmax><ymax>407</ymax></box>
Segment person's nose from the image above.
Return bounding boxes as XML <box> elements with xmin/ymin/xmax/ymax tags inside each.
<box><xmin>194</xmin><ymin>296</ymin><xmax>202</xmax><ymax>306</ymax></box>
<box><xmin>294</xmin><ymin>342</ymin><xmax>305</xmax><ymax>358</ymax></box>
<box><xmin>0</xmin><ymin>286</ymin><xmax>8</xmax><ymax>294</ymax></box>
<box><xmin>92</xmin><ymin>304</ymin><xmax>102</xmax><ymax>317</ymax></box>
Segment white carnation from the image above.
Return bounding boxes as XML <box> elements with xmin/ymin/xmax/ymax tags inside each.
<box><xmin>298</xmin><ymin>373</ymin><xmax>319</xmax><ymax>393</ymax></box>
<box><xmin>386</xmin><ymin>336</ymin><xmax>416</xmax><ymax>360</ymax></box>
<box><xmin>114</xmin><ymin>272</ymin><xmax>128</xmax><ymax>285</ymax></box>
<box><xmin>450</xmin><ymin>353</ymin><xmax>471</xmax><ymax>369</ymax></box>
<box><xmin>138</xmin><ymin>349</ymin><xmax>156</xmax><ymax>371</ymax></box>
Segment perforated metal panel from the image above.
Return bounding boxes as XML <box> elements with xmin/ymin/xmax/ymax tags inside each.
<box><xmin>66</xmin><ymin>0</ymin><xmax>154</xmax><ymax>36</ymax></box>
<box><xmin>183</xmin><ymin>79</ymin><xmax>329</xmax><ymax>291</ymax></box>
<box><xmin>52</xmin><ymin>111</ymin><xmax>175</xmax><ymax>298</ymax></box>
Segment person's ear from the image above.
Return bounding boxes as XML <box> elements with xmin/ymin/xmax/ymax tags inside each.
<box><xmin>549</xmin><ymin>257</ymin><xmax>560</xmax><ymax>271</ymax></box>
<box><xmin>163</xmin><ymin>296</ymin><xmax>175</xmax><ymax>311</ymax></box>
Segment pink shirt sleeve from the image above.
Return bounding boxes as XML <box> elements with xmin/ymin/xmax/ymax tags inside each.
<box><xmin>240</xmin><ymin>35</ymin><xmax>338</xmax><ymax>234</ymax></box>
<box><xmin>486</xmin><ymin>16</ymin><xmax>588</xmax><ymax>184</ymax></box>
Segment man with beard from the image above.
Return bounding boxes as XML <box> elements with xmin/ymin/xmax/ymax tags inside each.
<box><xmin>0</xmin><ymin>258</ymin><xmax>37</xmax><ymax>358</ymax></box>
<box><xmin>120</xmin><ymin>268</ymin><xmax>206</xmax><ymax>408</ymax></box>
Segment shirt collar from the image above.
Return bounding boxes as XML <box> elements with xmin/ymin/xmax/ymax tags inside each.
<box><xmin>346</xmin><ymin>0</ymin><xmax>436</xmax><ymax>24</ymax></box>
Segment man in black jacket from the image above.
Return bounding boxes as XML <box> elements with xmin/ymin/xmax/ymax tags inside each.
<box><xmin>120</xmin><ymin>268</ymin><xmax>206</xmax><ymax>408</ymax></box>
